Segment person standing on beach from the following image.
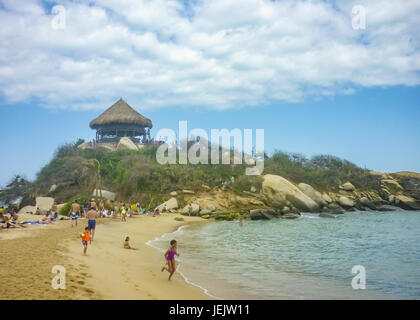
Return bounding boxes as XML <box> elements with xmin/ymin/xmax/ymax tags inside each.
<box><xmin>188</xmin><ymin>204</ymin><xmax>192</xmax><ymax>216</ymax></box>
<box><xmin>99</xmin><ymin>200</ymin><xmax>104</xmax><ymax>217</ymax></box>
<box><xmin>87</xmin><ymin>206</ymin><xmax>98</xmax><ymax>243</ymax></box>
<box><xmin>161</xmin><ymin>240</ymin><xmax>179</xmax><ymax>281</ymax></box>
<box><xmin>121</xmin><ymin>205</ymin><xmax>127</xmax><ymax>221</ymax></box>
<box><xmin>70</xmin><ymin>200</ymin><xmax>80</xmax><ymax>227</ymax></box>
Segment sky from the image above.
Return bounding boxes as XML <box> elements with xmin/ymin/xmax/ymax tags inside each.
<box><xmin>0</xmin><ymin>0</ymin><xmax>419</xmax><ymax>186</ymax></box>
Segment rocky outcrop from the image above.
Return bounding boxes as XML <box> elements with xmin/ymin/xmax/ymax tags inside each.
<box><xmin>359</xmin><ymin>197</ymin><xmax>376</xmax><ymax>210</ymax></box>
<box><xmin>182</xmin><ymin>190</ymin><xmax>195</xmax><ymax>195</ymax></box>
<box><xmin>394</xmin><ymin>195</ymin><xmax>419</xmax><ymax>210</ymax></box>
<box><xmin>322</xmin><ymin>193</ymin><xmax>333</xmax><ymax>203</ymax></box>
<box><xmin>339</xmin><ymin>182</ymin><xmax>356</xmax><ymax>191</ymax></box>
<box><xmin>117</xmin><ymin>137</ymin><xmax>138</xmax><ymax>151</ymax></box>
<box><xmin>391</xmin><ymin>172</ymin><xmax>420</xmax><ymax>201</ymax></box>
<box><xmin>262</xmin><ymin>175</ymin><xmax>319</xmax><ymax>212</ymax></box>
<box><xmin>297</xmin><ymin>183</ymin><xmax>327</xmax><ymax>206</ymax></box>
<box><xmin>170</xmin><ymin>191</ymin><xmax>178</xmax><ymax>196</ymax></box>
<box><xmin>92</xmin><ymin>189</ymin><xmax>116</xmax><ymax>201</ymax></box>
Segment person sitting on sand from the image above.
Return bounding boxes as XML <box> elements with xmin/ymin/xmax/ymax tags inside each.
<box><xmin>161</xmin><ymin>239</ymin><xmax>180</xmax><ymax>281</ymax></box>
<box><xmin>80</xmin><ymin>227</ymin><xmax>90</xmax><ymax>255</ymax></box>
<box><xmin>123</xmin><ymin>236</ymin><xmax>139</xmax><ymax>250</ymax></box>
<box><xmin>35</xmin><ymin>207</ymin><xmax>42</xmax><ymax>215</ymax></box>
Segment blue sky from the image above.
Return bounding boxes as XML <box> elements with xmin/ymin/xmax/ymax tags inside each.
<box><xmin>0</xmin><ymin>0</ymin><xmax>419</xmax><ymax>186</ymax></box>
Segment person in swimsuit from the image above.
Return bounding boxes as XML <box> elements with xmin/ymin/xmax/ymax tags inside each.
<box><xmin>86</xmin><ymin>206</ymin><xmax>98</xmax><ymax>243</ymax></box>
<box><xmin>121</xmin><ymin>205</ymin><xmax>127</xmax><ymax>222</ymax></box>
<box><xmin>70</xmin><ymin>200</ymin><xmax>80</xmax><ymax>227</ymax></box>
<box><xmin>80</xmin><ymin>227</ymin><xmax>90</xmax><ymax>255</ymax></box>
<box><xmin>161</xmin><ymin>239</ymin><xmax>179</xmax><ymax>281</ymax></box>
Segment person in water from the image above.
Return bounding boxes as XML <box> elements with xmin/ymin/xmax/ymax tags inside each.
<box><xmin>123</xmin><ymin>236</ymin><xmax>138</xmax><ymax>250</ymax></box>
<box><xmin>161</xmin><ymin>239</ymin><xmax>179</xmax><ymax>281</ymax></box>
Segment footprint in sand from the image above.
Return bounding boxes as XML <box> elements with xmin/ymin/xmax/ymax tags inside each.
<box><xmin>77</xmin><ymin>280</ymin><xmax>85</xmax><ymax>285</ymax></box>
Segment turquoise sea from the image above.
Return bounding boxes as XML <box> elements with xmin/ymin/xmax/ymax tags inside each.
<box><xmin>149</xmin><ymin>210</ymin><xmax>420</xmax><ymax>300</ymax></box>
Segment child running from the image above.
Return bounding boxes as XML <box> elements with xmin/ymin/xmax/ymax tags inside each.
<box><xmin>80</xmin><ymin>227</ymin><xmax>90</xmax><ymax>255</ymax></box>
<box><xmin>161</xmin><ymin>239</ymin><xmax>179</xmax><ymax>281</ymax></box>
<box><xmin>123</xmin><ymin>236</ymin><xmax>139</xmax><ymax>250</ymax></box>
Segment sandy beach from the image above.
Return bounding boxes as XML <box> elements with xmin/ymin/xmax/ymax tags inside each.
<box><xmin>0</xmin><ymin>213</ymin><xmax>211</xmax><ymax>300</ymax></box>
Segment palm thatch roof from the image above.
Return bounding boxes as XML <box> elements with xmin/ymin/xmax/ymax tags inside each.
<box><xmin>90</xmin><ymin>98</ymin><xmax>152</xmax><ymax>129</ymax></box>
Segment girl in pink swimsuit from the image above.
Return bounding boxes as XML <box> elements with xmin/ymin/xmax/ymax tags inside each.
<box><xmin>161</xmin><ymin>240</ymin><xmax>179</xmax><ymax>280</ymax></box>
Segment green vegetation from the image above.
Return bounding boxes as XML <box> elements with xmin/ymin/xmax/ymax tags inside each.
<box><xmin>2</xmin><ymin>139</ymin><xmax>382</xmax><ymax>209</ymax></box>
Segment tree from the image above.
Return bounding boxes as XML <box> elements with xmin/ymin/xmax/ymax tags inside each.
<box><xmin>0</xmin><ymin>175</ymin><xmax>32</xmax><ymax>206</ymax></box>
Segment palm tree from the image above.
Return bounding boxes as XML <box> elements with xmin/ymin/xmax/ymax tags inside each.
<box><xmin>87</xmin><ymin>159</ymin><xmax>103</xmax><ymax>202</ymax></box>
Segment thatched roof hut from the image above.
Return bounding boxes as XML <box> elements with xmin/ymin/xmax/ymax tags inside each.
<box><xmin>90</xmin><ymin>98</ymin><xmax>152</xmax><ymax>143</ymax></box>
<box><xmin>90</xmin><ymin>98</ymin><xmax>152</xmax><ymax>129</ymax></box>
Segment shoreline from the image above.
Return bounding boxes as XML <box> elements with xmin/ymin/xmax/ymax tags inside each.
<box><xmin>145</xmin><ymin>224</ymin><xmax>224</xmax><ymax>300</ymax></box>
<box><xmin>64</xmin><ymin>214</ymin><xmax>214</xmax><ymax>300</ymax></box>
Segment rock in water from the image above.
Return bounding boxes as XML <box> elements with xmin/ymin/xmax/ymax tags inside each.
<box><xmin>360</xmin><ymin>197</ymin><xmax>377</xmax><ymax>210</ymax></box>
<box><xmin>319</xmin><ymin>212</ymin><xmax>335</xmax><ymax>218</ymax></box>
<box><xmin>116</xmin><ymin>137</ymin><xmax>138</xmax><ymax>151</ymax></box>
<box><xmin>394</xmin><ymin>195</ymin><xmax>420</xmax><ymax>210</ymax></box>
<box><xmin>377</xmin><ymin>205</ymin><xmax>404</xmax><ymax>211</ymax></box>
<box><xmin>262</xmin><ymin>175</ymin><xmax>319</xmax><ymax>212</ymax></box>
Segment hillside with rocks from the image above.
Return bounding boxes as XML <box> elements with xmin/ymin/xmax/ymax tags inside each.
<box><xmin>1</xmin><ymin>140</ymin><xmax>419</xmax><ymax>220</ymax></box>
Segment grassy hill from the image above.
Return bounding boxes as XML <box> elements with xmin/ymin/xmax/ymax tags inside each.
<box><xmin>12</xmin><ymin>139</ymin><xmax>382</xmax><ymax>209</ymax></box>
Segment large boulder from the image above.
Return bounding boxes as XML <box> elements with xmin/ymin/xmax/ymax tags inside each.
<box><xmin>35</xmin><ymin>197</ymin><xmax>55</xmax><ymax>212</ymax></box>
<box><xmin>262</xmin><ymin>175</ymin><xmax>319</xmax><ymax>212</ymax></box>
<box><xmin>322</xmin><ymin>193</ymin><xmax>333</xmax><ymax>203</ymax></box>
<box><xmin>92</xmin><ymin>189</ymin><xmax>116</xmax><ymax>201</ymax></box>
<box><xmin>338</xmin><ymin>196</ymin><xmax>355</xmax><ymax>208</ymax></box>
<box><xmin>339</xmin><ymin>182</ymin><xmax>356</xmax><ymax>192</ymax></box>
<box><xmin>157</xmin><ymin>197</ymin><xmax>178</xmax><ymax>211</ymax></box>
<box><xmin>182</xmin><ymin>203</ymin><xmax>200</xmax><ymax>215</ymax></box>
<box><xmin>297</xmin><ymin>183</ymin><xmax>327</xmax><ymax>206</ymax></box>
<box><xmin>377</xmin><ymin>204</ymin><xmax>404</xmax><ymax>211</ymax></box>
<box><xmin>116</xmin><ymin>137</ymin><xmax>138</xmax><ymax>151</ymax></box>
<box><xmin>18</xmin><ymin>205</ymin><xmax>37</xmax><ymax>214</ymax></box>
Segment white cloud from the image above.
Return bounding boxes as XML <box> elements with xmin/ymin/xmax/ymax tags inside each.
<box><xmin>0</xmin><ymin>0</ymin><xmax>419</xmax><ymax>111</ymax></box>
